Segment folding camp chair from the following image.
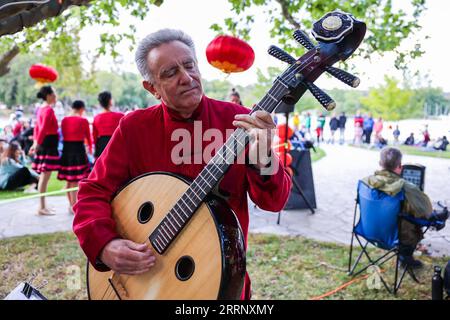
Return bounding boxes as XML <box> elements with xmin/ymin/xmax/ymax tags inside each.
<box><xmin>348</xmin><ymin>180</ymin><xmax>444</xmax><ymax>294</ymax></box>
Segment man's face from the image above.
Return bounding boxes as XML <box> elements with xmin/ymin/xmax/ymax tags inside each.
<box><xmin>143</xmin><ymin>41</ymin><xmax>203</xmax><ymax>117</ymax></box>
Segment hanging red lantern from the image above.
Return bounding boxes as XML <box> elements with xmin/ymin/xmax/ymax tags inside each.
<box><xmin>276</xmin><ymin>123</ymin><xmax>294</xmax><ymax>141</ymax></box>
<box><xmin>29</xmin><ymin>64</ymin><xmax>58</xmax><ymax>86</ymax></box>
<box><xmin>206</xmin><ymin>35</ymin><xmax>255</xmax><ymax>74</ymax></box>
<box><xmin>286</xmin><ymin>167</ymin><xmax>294</xmax><ymax>177</ymax></box>
<box><xmin>277</xmin><ymin>151</ymin><xmax>292</xmax><ymax>167</ymax></box>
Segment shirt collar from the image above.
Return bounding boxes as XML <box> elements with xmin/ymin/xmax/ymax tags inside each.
<box><xmin>162</xmin><ymin>95</ymin><xmax>206</xmax><ymax>123</ymax></box>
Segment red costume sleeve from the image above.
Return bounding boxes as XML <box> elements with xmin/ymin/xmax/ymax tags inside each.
<box><xmin>73</xmin><ymin>120</ymin><xmax>131</xmax><ymax>270</ymax></box>
<box><xmin>246</xmin><ymin>152</ymin><xmax>292</xmax><ymax>212</ymax></box>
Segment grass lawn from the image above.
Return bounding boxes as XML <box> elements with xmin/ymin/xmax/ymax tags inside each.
<box><xmin>0</xmin><ymin>173</ymin><xmax>66</xmax><ymax>201</ymax></box>
<box><xmin>349</xmin><ymin>144</ymin><xmax>450</xmax><ymax>159</ymax></box>
<box><xmin>398</xmin><ymin>145</ymin><xmax>450</xmax><ymax>159</ymax></box>
<box><xmin>0</xmin><ymin>232</ymin><xmax>447</xmax><ymax>300</ymax></box>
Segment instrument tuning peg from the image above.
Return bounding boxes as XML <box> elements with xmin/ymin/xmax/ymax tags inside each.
<box><xmin>293</xmin><ymin>30</ymin><xmax>315</xmax><ymax>50</ymax></box>
<box><xmin>267</xmin><ymin>45</ymin><xmax>296</xmax><ymax>64</ymax></box>
<box><xmin>304</xmin><ymin>81</ymin><xmax>336</xmax><ymax>111</ymax></box>
<box><xmin>293</xmin><ymin>29</ymin><xmax>361</xmax><ymax>88</ymax></box>
<box><xmin>324</xmin><ymin>66</ymin><xmax>360</xmax><ymax>88</ymax></box>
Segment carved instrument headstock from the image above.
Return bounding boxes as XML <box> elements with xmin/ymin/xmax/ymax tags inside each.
<box><xmin>267</xmin><ymin>10</ymin><xmax>366</xmax><ymax>111</ymax></box>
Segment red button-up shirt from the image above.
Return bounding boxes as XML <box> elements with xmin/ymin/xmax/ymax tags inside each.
<box><xmin>73</xmin><ymin>95</ymin><xmax>291</xmax><ymax>299</ymax></box>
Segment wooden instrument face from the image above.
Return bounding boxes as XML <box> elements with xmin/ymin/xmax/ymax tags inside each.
<box><xmin>88</xmin><ymin>174</ymin><xmax>223</xmax><ymax>300</ymax></box>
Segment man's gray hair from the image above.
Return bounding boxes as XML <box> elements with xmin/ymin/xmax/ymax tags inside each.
<box><xmin>379</xmin><ymin>147</ymin><xmax>403</xmax><ymax>172</ymax></box>
<box><xmin>135</xmin><ymin>29</ymin><xmax>196</xmax><ymax>83</ymax></box>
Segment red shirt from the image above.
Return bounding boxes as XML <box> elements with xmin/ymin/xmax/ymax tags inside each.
<box><xmin>61</xmin><ymin>116</ymin><xmax>92</xmax><ymax>153</ymax></box>
<box><xmin>92</xmin><ymin>111</ymin><xmax>124</xmax><ymax>144</ymax></box>
<box><xmin>33</xmin><ymin>105</ymin><xmax>58</xmax><ymax>145</ymax></box>
<box><xmin>13</xmin><ymin>121</ymin><xmax>22</xmax><ymax>136</ymax></box>
<box><xmin>354</xmin><ymin>116</ymin><xmax>363</xmax><ymax>127</ymax></box>
<box><xmin>73</xmin><ymin>96</ymin><xmax>292</xmax><ymax>299</ymax></box>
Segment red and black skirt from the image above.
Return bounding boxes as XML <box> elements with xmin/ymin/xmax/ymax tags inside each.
<box><xmin>57</xmin><ymin>141</ymin><xmax>90</xmax><ymax>182</ymax></box>
<box><xmin>94</xmin><ymin>135</ymin><xmax>111</xmax><ymax>159</ymax></box>
<box><xmin>31</xmin><ymin>134</ymin><xmax>60</xmax><ymax>174</ymax></box>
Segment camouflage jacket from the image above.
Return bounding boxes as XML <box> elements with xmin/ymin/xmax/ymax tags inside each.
<box><xmin>362</xmin><ymin>170</ymin><xmax>433</xmax><ymax>219</ymax></box>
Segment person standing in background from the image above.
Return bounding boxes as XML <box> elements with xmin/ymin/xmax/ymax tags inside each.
<box><xmin>92</xmin><ymin>91</ymin><xmax>124</xmax><ymax>160</ymax></box>
<box><xmin>338</xmin><ymin>112</ymin><xmax>347</xmax><ymax>145</ymax></box>
<box><xmin>363</xmin><ymin>113</ymin><xmax>374</xmax><ymax>144</ymax></box>
<box><xmin>304</xmin><ymin>112</ymin><xmax>311</xmax><ymax>136</ymax></box>
<box><xmin>373</xmin><ymin>117</ymin><xmax>383</xmax><ymax>144</ymax></box>
<box><xmin>354</xmin><ymin>122</ymin><xmax>363</xmax><ymax>146</ymax></box>
<box><xmin>58</xmin><ymin>100</ymin><xmax>92</xmax><ymax>214</ymax></box>
<box><xmin>292</xmin><ymin>112</ymin><xmax>300</xmax><ymax>129</ymax></box>
<box><xmin>29</xmin><ymin>86</ymin><xmax>60</xmax><ymax>216</ymax></box>
<box><xmin>316</xmin><ymin>112</ymin><xmax>326</xmax><ymax>144</ymax></box>
<box><xmin>328</xmin><ymin>112</ymin><xmax>339</xmax><ymax>144</ymax></box>
<box><xmin>353</xmin><ymin>110</ymin><xmax>363</xmax><ymax>128</ymax></box>
<box><xmin>393</xmin><ymin>125</ymin><xmax>400</xmax><ymax>145</ymax></box>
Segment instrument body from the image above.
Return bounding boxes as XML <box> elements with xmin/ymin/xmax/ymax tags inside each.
<box><xmin>87</xmin><ymin>172</ymin><xmax>246</xmax><ymax>300</ymax></box>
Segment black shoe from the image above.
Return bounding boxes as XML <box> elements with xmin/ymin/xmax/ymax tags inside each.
<box><xmin>400</xmin><ymin>255</ymin><xmax>423</xmax><ymax>269</ymax></box>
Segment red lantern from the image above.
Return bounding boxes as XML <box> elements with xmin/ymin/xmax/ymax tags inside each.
<box><xmin>277</xmin><ymin>151</ymin><xmax>292</xmax><ymax>167</ymax></box>
<box><xmin>286</xmin><ymin>167</ymin><xmax>294</xmax><ymax>177</ymax></box>
<box><xmin>29</xmin><ymin>64</ymin><xmax>58</xmax><ymax>86</ymax></box>
<box><xmin>206</xmin><ymin>35</ymin><xmax>255</xmax><ymax>74</ymax></box>
<box><xmin>276</xmin><ymin>124</ymin><xmax>294</xmax><ymax>141</ymax></box>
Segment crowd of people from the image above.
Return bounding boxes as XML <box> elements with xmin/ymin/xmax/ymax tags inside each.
<box><xmin>284</xmin><ymin>110</ymin><xmax>448</xmax><ymax>152</ymax></box>
<box><xmin>2</xmin><ymin>92</ymin><xmax>448</xmax><ymax>213</ymax></box>
<box><xmin>0</xmin><ymin>86</ymin><xmax>123</xmax><ymax>216</ymax></box>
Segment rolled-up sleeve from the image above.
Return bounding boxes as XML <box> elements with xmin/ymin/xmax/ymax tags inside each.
<box><xmin>246</xmin><ymin>152</ymin><xmax>292</xmax><ymax>212</ymax></box>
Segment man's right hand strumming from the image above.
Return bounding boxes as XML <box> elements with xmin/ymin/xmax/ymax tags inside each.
<box><xmin>99</xmin><ymin>239</ymin><xmax>156</xmax><ymax>275</ymax></box>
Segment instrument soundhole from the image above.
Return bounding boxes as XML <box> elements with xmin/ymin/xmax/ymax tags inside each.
<box><xmin>137</xmin><ymin>201</ymin><xmax>154</xmax><ymax>224</ymax></box>
<box><xmin>175</xmin><ymin>256</ymin><xmax>195</xmax><ymax>281</ymax></box>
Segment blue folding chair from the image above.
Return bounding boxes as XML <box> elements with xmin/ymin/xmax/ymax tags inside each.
<box><xmin>348</xmin><ymin>180</ymin><xmax>443</xmax><ymax>294</ymax></box>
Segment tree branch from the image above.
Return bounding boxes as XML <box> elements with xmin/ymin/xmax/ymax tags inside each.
<box><xmin>0</xmin><ymin>0</ymin><xmax>92</xmax><ymax>37</ymax></box>
<box><xmin>274</xmin><ymin>0</ymin><xmax>301</xmax><ymax>29</ymax></box>
<box><xmin>0</xmin><ymin>44</ymin><xmax>19</xmax><ymax>76</ymax></box>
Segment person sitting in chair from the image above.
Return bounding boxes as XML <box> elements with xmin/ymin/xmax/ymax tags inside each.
<box><xmin>362</xmin><ymin>147</ymin><xmax>446</xmax><ymax>268</ymax></box>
